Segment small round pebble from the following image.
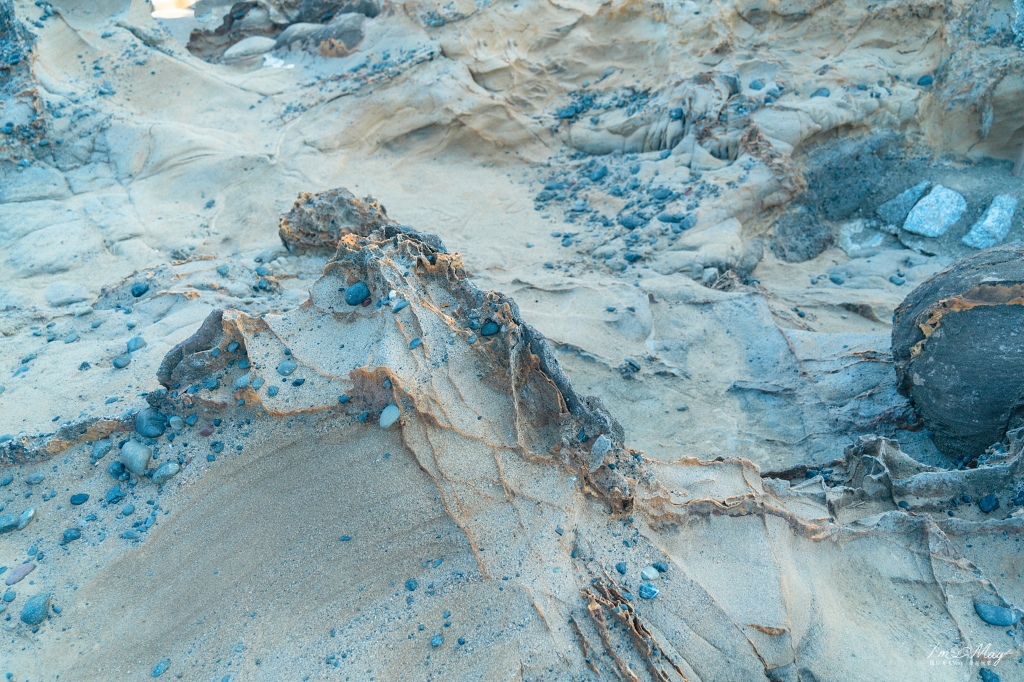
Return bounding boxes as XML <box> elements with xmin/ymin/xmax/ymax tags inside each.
<box><xmin>127</xmin><ymin>337</ymin><xmax>147</xmax><ymax>353</ymax></box>
<box><xmin>480</xmin><ymin>321</ymin><xmax>500</xmax><ymax>336</ymax></box>
<box><xmin>62</xmin><ymin>528</ymin><xmax>82</xmax><ymax>544</ymax></box>
<box><xmin>70</xmin><ymin>493</ymin><xmax>89</xmax><ymax>506</ymax></box>
<box><xmin>639</xmin><ymin>582</ymin><xmax>659</xmax><ymax>599</ymax></box>
<box><xmin>20</xmin><ymin>592</ymin><xmax>50</xmax><ymax>625</ymax></box>
<box><xmin>276</xmin><ymin>359</ymin><xmax>297</xmax><ymax>376</ymax></box>
<box><xmin>135</xmin><ymin>408</ymin><xmax>167</xmax><ymax>438</ymax></box>
<box><xmin>409</xmin><ymin>338</ymin><xmax>422</xmax><ymax>349</ymax></box>
<box><xmin>112</xmin><ymin>355</ymin><xmax>131</xmax><ymax>369</ymax></box>
<box><xmin>405</xmin><ymin>579</ymin><xmax>418</xmax><ymax>591</ymax></box>
<box><xmin>122</xmin><ymin>504</ymin><xmax>135</xmax><ymax>516</ymax></box>
<box><xmin>344</xmin><ymin>282</ymin><xmax>370</xmax><ymax>306</ymax></box>
<box><xmin>130</xmin><ymin>282</ymin><xmax>150</xmax><ymax>297</ymax></box>
<box><xmin>615</xmin><ymin>562</ymin><xmax>627</xmax><ymax>575</ymax></box>
<box><xmin>120</xmin><ymin>441</ymin><xmax>152</xmax><ymax>476</ymax></box>
<box><xmin>152</xmin><ymin>659</ymin><xmax>171</xmax><ymax>677</ymax></box>
<box><xmin>25</xmin><ymin>472</ymin><xmax>44</xmax><ymax>485</ymax></box>
<box><xmin>431</xmin><ymin>635</ymin><xmax>444</xmax><ymax>647</ymax></box>
<box><xmin>379</xmin><ymin>404</ymin><xmax>400</xmax><ymax>429</ymax></box>
<box><xmin>640</xmin><ymin>566</ymin><xmax>659</xmax><ymax>581</ymax></box>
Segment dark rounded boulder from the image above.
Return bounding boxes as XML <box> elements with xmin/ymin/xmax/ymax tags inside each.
<box><xmin>892</xmin><ymin>244</ymin><xmax>1024</xmax><ymax>460</ymax></box>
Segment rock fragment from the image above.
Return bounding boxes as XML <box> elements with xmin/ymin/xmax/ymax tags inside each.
<box><xmin>120</xmin><ymin>441</ymin><xmax>152</xmax><ymax>476</ymax></box>
<box><xmin>974</xmin><ymin>602</ymin><xmax>1021</xmax><ymax>627</ymax></box>
<box><xmin>876</xmin><ymin>181</ymin><xmax>930</xmax><ymax>225</ymax></box>
<box><xmin>962</xmin><ymin>195</ymin><xmax>1018</xmax><ymax>249</ymax></box>
<box><xmin>20</xmin><ymin>592</ymin><xmax>50</xmax><ymax>625</ymax></box>
<box><xmin>151</xmin><ymin>462</ymin><xmax>180</xmax><ymax>486</ymax></box>
<box><xmin>379</xmin><ymin>404</ymin><xmax>400</xmax><ymax>429</ymax></box>
<box><xmin>902</xmin><ymin>185</ymin><xmax>967</xmax><ymax>237</ymax></box>
<box><xmin>279</xmin><ymin>187</ymin><xmax>393</xmax><ymax>253</ymax></box>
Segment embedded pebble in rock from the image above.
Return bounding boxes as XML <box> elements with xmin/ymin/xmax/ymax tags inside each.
<box><xmin>127</xmin><ymin>337</ymin><xmax>147</xmax><ymax>353</ymax></box>
<box><xmin>406</xmin><ymin>579</ymin><xmax>418</xmax><ymax>591</ymax></box>
<box><xmin>974</xmin><ymin>602</ymin><xmax>1020</xmax><ymax>627</ymax></box>
<box><xmin>17</xmin><ymin>508</ymin><xmax>35</xmax><ymax>530</ymax></box>
<box><xmin>123</xmin><ymin>504</ymin><xmax>135</xmax><ymax>516</ymax></box>
<box><xmin>379</xmin><ymin>404</ymin><xmax>400</xmax><ymax>429</ymax></box>
<box><xmin>92</xmin><ymin>439</ymin><xmax>113</xmax><ymax>459</ymax></box>
<box><xmin>267</xmin><ymin>386</ymin><xmax>279</xmax><ymax>397</ymax></box>
<box><xmin>151</xmin><ymin>462</ymin><xmax>180</xmax><ymax>486</ymax></box>
<box><xmin>108</xmin><ymin>461</ymin><xmax>126</xmax><ymax>479</ymax></box>
<box><xmin>130</xmin><ymin>282</ymin><xmax>150</xmax><ymax>297</ymax></box>
<box><xmin>431</xmin><ymin>635</ymin><xmax>444</xmax><ymax>647</ymax></box>
<box><xmin>112</xmin><ymin>355</ymin><xmax>131</xmax><ymax>369</ymax></box>
<box><xmin>1</xmin><ymin>473</ymin><xmax>11</xmax><ymax>486</ymax></box>
<box><xmin>641</xmin><ymin>566</ymin><xmax>660</xmax><ymax>581</ymax></box>
<box><xmin>252</xmin><ymin>377</ymin><xmax>264</xmax><ymax>390</ymax></box>
<box><xmin>615</xmin><ymin>562</ymin><xmax>627</xmax><ymax>575</ymax></box>
<box><xmin>902</xmin><ymin>185</ymin><xmax>967</xmax><ymax>237</ymax></box>
<box><xmin>64</xmin><ymin>332</ymin><xmax>78</xmax><ymax>344</ymax></box>
<box><xmin>233</xmin><ymin>374</ymin><xmax>251</xmax><ymax>390</ymax></box>
<box><xmin>20</xmin><ymin>592</ymin><xmax>51</xmax><ymax>625</ymax></box>
<box><xmin>2</xmin><ymin>591</ymin><xmax>14</xmax><ymax>602</ymax></box>
<box><xmin>979</xmin><ymin>494</ymin><xmax>1000</xmax><ymax>514</ymax></box>
<box><xmin>409</xmin><ymin>338</ymin><xmax>422</xmax><ymax>349</ymax></box>
<box><xmin>276</xmin><ymin>359</ymin><xmax>297</xmax><ymax>376</ymax></box>
<box><xmin>876</xmin><ymin>181</ymin><xmax>930</xmax><ymax>225</ymax></box>
<box><xmin>344</xmin><ymin>281</ymin><xmax>370</xmax><ymax>305</ymax></box>
<box><xmin>4</xmin><ymin>562</ymin><xmax>34</xmax><ymax>586</ymax></box>
<box><xmin>25</xmin><ymin>472</ymin><xmax>44</xmax><ymax>485</ymax></box>
<box><xmin>120</xmin><ymin>441</ymin><xmax>153</xmax><ymax>476</ymax></box>
<box><xmin>392</xmin><ymin>299</ymin><xmax>409</xmax><ymax>313</ymax></box>
<box><xmin>199</xmin><ymin>425</ymin><xmax>215</xmax><ymax>437</ymax></box>
<box><xmin>167</xmin><ymin>416</ymin><xmax>184</xmax><ymax>431</ymax></box>
<box><xmin>480</xmin><ymin>321</ymin><xmax>500</xmax><ymax>336</ymax></box>
<box><xmin>589</xmin><ymin>435</ymin><xmax>612</xmax><ymax>473</ymax></box>
<box><xmin>639</xmin><ymin>582</ymin><xmax>659</xmax><ymax>599</ymax></box>
<box><xmin>122</xmin><ymin>530</ymin><xmax>140</xmax><ymax>540</ymax></box>
<box><xmin>152</xmin><ymin>659</ymin><xmax>171</xmax><ymax>677</ymax></box>
<box><xmin>0</xmin><ymin>515</ymin><xmax>16</xmax><ymax>534</ymax></box>
<box><xmin>217</xmin><ymin>264</ymin><xmax>229</xmax><ymax>277</ymax></box>
<box><xmin>135</xmin><ymin>408</ymin><xmax>167</xmax><ymax>438</ymax></box>
<box><xmin>980</xmin><ymin>669</ymin><xmax>1002</xmax><ymax>682</ymax></box>
<box><xmin>70</xmin><ymin>493</ymin><xmax>89</xmax><ymax>505</ymax></box>
<box><xmin>962</xmin><ymin>195</ymin><xmax>1018</xmax><ymax>249</ymax></box>
<box><xmin>62</xmin><ymin>528</ymin><xmax>82</xmax><ymax>543</ymax></box>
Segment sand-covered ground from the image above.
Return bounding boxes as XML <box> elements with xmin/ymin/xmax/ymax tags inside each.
<box><xmin>2</xmin><ymin>0</ymin><xmax>1024</xmax><ymax>679</ymax></box>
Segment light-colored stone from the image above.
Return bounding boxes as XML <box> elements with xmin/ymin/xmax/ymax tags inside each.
<box><xmin>962</xmin><ymin>194</ymin><xmax>1018</xmax><ymax>249</ymax></box>
<box><xmin>876</xmin><ymin>181</ymin><xmax>929</xmax><ymax>225</ymax></box>
<box><xmin>902</xmin><ymin>185</ymin><xmax>967</xmax><ymax>237</ymax></box>
<box><xmin>379</xmin><ymin>404</ymin><xmax>400</xmax><ymax>429</ymax></box>
<box><xmin>120</xmin><ymin>441</ymin><xmax>152</xmax><ymax>476</ymax></box>
<box><xmin>223</xmin><ymin>36</ymin><xmax>277</xmax><ymax>61</ymax></box>
<box><xmin>151</xmin><ymin>461</ymin><xmax>180</xmax><ymax>486</ymax></box>
<box><xmin>589</xmin><ymin>434</ymin><xmax>612</xmax><ymax>472</ymax></box>
<box><xmin>641</xmin><ymin>566</ymin><xmax>660</xmax><ymax>581</ymax></box>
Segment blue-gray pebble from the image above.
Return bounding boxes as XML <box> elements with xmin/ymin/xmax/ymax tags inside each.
<box><xmin>344</xmin><ymin>282</ymin><xmax>370</xmax><ymax>305</ymax></box>
<box><xmin>135</xmin><ymin>408</ymin><xmax>166</xmax><ymax>438</ymax></box>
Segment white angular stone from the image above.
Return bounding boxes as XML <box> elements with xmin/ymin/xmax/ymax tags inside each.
<box><xmin>962</xmin><ymin>194</ymin><xmax>1018</xmax><ymax>249</ymax></box>
<box><xmin>589</xmin><ymin>434</ymin><xmax>612</xmax><ymax>472</ymax></box>
<box><xmin>902</xmin><ymin>185</ymin><xmax>967</xmax><ymax>237</ymax></box>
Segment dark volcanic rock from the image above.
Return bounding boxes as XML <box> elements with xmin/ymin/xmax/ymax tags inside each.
<box><xmin>892</xmin><ymin>245</ymin><xmax>1024</xmax><ymax>460</ymax></box>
